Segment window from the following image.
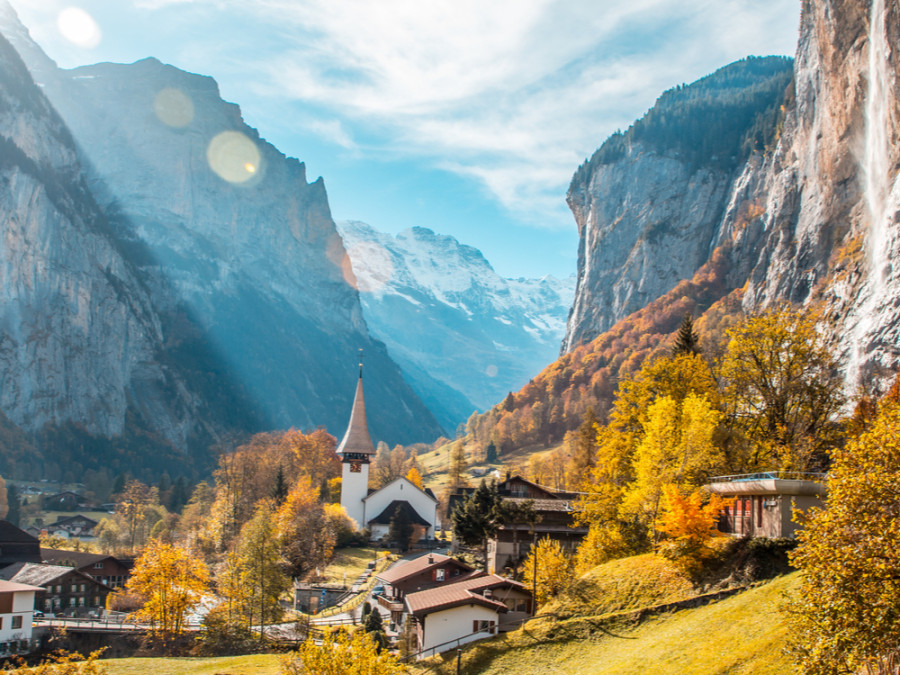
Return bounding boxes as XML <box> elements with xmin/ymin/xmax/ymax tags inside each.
<box><xmin>93</xmin><ymin>562</ymin><xmax>104</xmax><ymax>570</ymax></box>
<box><xmin>11</xmin><ymin>616</ymin><xmax>21</xmax><ymax>629</ymax></box>
<box><xmin>435</xmin><ymin>568</ymin><xmax>445</xmax><ymax>582</ymax></box>
<box><xmin>472</xmin><ymin>620</ymin><xmax>496</xmax><ymax>634</ymax></box>
<box><xmin>80</xmin><ymin>584</ymin><xmax>86</xmax><ymax>592</ymax></box>
<box><xmin>78</xmin><ymin>597</ymin><xmax>85</xmax><ymax>607</ymax></box>
<box><xmin>71</xmin><ymin>584</ymin><xmax>78</xmax><ymax>593</ymax></box>
<box><xmin>55</xmin><ymin>585</ymin><xmax>62</xmax><ymax>594</ymax></box>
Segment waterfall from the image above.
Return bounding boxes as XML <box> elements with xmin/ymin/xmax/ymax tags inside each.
<box><xmin>848</xmin><ymin>0</ymin><xmax>895</xmax><ymax>387</ymax></box>
<box><xmin>864</xmin><ymin>0</ymin><xmax>892</xmax><ymax>289</ymax></box>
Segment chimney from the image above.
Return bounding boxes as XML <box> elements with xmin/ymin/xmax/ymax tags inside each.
<box><xmin>428</xmin><ymin>553</ymin><xmax>434</xmax><ymax>564</ymax></box>
<box><xmin>484</xmin><ymin>589</ymin><xmax>493</xmax><ymax>599</ymax></box>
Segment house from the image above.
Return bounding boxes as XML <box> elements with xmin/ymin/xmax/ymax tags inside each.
<box><xmin>41</xmin><ymin>548</ymin><xmax>132</xmax><ymax>589</ymax></box>
<box><xmin>47</xmin><ymin>515</ymin><xmax>99</xmax><ymax>539</ymax></box>
<box><xmin>450</xmin><ymin>476</ymin><xmax>588</xmax><ymax>573</ymax></box>
<box><xmin>706</xmin><ymin>472</ymin><xmax>827</xmax><ymax>538</ymax></box>
<box><xmin>405</xmin><ymin>573</ymin><xmax>531</xmax><ymax>659</ymax></box>
<box><xmin>0</xmin><ymin>563</ymin><xmax>112</xmax><ymax>616</ymax></box>
<box><xmin>374</xmin><ymin>553</ymin><xmax>476</xmax><ymax>623</ymax></box>
<box><xmin>0</xmin><ymin>579</ymin><xmax>42</xmax><ymax>656</ymax></box>
<box><xmin>0</xmin><ymin>521</ymin><xmax>42</xmax><ymax>567</ymax></box>
<box><xmin>42</xmin><ymin>491</ymin><xmax>84</xmax><ymax>511</ymax></box>
<box><xmin>336</xmin><ymin>369</ymin><xmax>438</xmax><ymax>540</ymax></box>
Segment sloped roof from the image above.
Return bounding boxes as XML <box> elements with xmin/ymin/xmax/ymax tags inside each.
<box><xmin>405</xmin><ymin>574</ymin><xmax>522</xmax><ymax>616</ymax></box>
<box><xmin>0</xmin><ymin>579</ymin><xmax>43</xmax><ymax>594</ymax></box>
<box><xmin>376</xmin><ymin>553</ymin><xmax>474</xmax><ymax>585</ymax></box>
<box><xmin>0</xmin><ymin>520</ymin><xmax>39</xmax><ymax>544</ymax></box>
<box><xmin>0</xmin><ymin>562</ymin><xmax>80</xmax><ymax>587</ymax></box>
<box><xmin>41</xmin><ymin>548</ymin><xmax>116</xmax><ymax>568</ymax></box>
<box><xmin>53</xmin><ymin>515</ymin><xmax>99</xmax><ymax>528</ymax></box>
<box><xmin>363</xmin><ymin>476</ymin><xmax>438</xmax><ymax>504</ymax></box>
<box><xmin>367</xmin><ymin>500</ymin><xmax>431</xmax><ymax>527</ymax></box>
<box><xmin>336</xmin><ymin>375</ymin><xmax>376</xmax><ymax>456</ymax></box>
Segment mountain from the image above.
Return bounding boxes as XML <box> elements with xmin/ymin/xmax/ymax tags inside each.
<box><xmin>336</xmin><ymin>220</ymin><xmax>575</xmax><ymax>431</ymax></box>
<box><xmin>0</xmin><ymin>3</ymin><xmax>444</xmax><ymax>478</ymax></box>
<box><xmin>461</xmin><ymin>0</ymin><xmax>900</xmax><ymax>458</ymax></box>
<box><xmin>565</xmin><ymin>0</ymin><xmax>900</xmax><ymax>391</ymax></box>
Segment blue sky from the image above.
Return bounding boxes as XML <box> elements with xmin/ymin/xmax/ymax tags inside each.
<box><xmin>9</xmin><ymin>0</ymin><xmax>800</xmax><ymax>279</ymax></box>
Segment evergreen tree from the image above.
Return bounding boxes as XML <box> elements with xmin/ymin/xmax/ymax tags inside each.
<box><xmin>271</xmin><ymin>465</ymin><xmax>289</xmax><ymax>506</ymax></box>
<box><xmin>451</xmin><ymin>480</ymin><xmax>503</xmax><ymax>571</ymax></box>
<box><xmin>672</xmin><ymin>313</ymin><xmax>701</xmax><ymax>356</ymax></box>
<box><xmin>503</xmin><ymin>392</ymin><xmax>516</xmax><ymax>412</ymax></box>
<box><xmin>485</xmin><ymin>441</ymin><xmax>498</xmax><ymax>464</ymax></box>
<box><xmin>5</xmin><ymin>484</ymin><xmax>19</xmax><ymax>526</ymax></box>
<box><xmin>388</xmin><ymin>505</ymin><xmax>414</xmax><ymax>552</ymax></box>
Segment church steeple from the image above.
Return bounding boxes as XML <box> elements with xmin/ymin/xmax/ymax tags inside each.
<box><xmin>336</xmin><ymin>371</ymin><xmax>376</xmax><ymax>456</ymax></box>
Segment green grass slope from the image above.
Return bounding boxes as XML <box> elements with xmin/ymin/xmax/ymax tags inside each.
<box><xmin>439</xmin><ymin>573</ymin><xmax>799</xmax><ymax>675</ymax></box>
<box><xmin>104</xmin><ymin>654</ymin><xmax>282</xmax><ymax>675</ymax></box>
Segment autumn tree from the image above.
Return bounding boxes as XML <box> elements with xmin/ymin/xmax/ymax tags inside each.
<box><xmin>236</xmin><ymin>502</ymin><xmax>290</xmax><ymax>639</ymax></box>
<box><xmin>281</xmin><ymin>630</ymin><xmax>403</xmax><ymax>675</ymax></box>
<box><xmin>522</xmin><ymin>537</ymin><xmax>570</xmax><ymax>608</ymax></box>
<box><xmin>405</xmin><ymin>467</ymin><xmax>424</xmax><ymax>490</ymax></box>
<box><xmin>787</xmin><ymin>394</ymin><xmax>900</xmax><ymax>674</ymax></box>
<box><xmin>719</xmin><ymin>306</ymin><xmax>844</xmax><ymax>472</ymax></box>
<box><xmin>126</xmin><ymin>540</ymin><xmax>209</xmax><ymax>635</ymax></box>
<box><xmin>656</xmin><ymin>486</ymin><xmax>730</xmax><ymax>576</ymax></box>
<box><xmin>115</xmin><ymin>480</ymin><xmax>163</xmax><ymax>553</ymax></box>
<box><xmin>274</xmin><ymin>478</ymin><xmax>335</xmax><ymax>580</ymax></box>
<box><xmin>448</xmin><ymin>441</ymin><xmax>468</xmax><ymax>488</ymax></box>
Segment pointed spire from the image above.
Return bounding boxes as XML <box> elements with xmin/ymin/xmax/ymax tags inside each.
<box><xmin>337</xmin><ymin>353</ymin><xmax>376</xmax><ymax>456</ymax></box>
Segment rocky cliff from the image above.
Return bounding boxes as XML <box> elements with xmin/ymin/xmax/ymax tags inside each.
<box><xmin>0</xmin><ymin>3</ymin><xmax>444</xmax><ymax>472</ymax></box>
<box><xmin>337</xmin><ymin>221</ymin><xmax>574</xmax><ymax>430</ymax></box>
<box><xmin>565</xmin><ymin>0</ymin><xmax>900</xmax><ymax>389</ymax></box>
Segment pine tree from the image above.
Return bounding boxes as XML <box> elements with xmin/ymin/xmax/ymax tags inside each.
<box><xmin>388</xmin><ymin>504</ymin><xmax>414</xmax><ymax>552</ymax></box>
<box><xmin>671</xmin><ymin>313</ymin><xmax>701</xmax><ymax>356</ymax></box>
<box><xmin>5</xmin><ymin>484</ymin><xmax>19</xmax><ymax>526</ymax></box>
<box><xmin>503</xmin><ymin>392</ymin><xmax>516</xmax><ymax>412</ymax></box>
<box><xmin>272</xmin><ymin>465</ymin><xmax>289</xmax><ymax>505</ymax></box>
<box><xmin>485</xmin><ymin>441</ymin><xmax>498</xmax><ymax>463</ymax></box>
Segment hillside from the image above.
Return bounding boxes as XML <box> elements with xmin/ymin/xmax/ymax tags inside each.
<box><xmin>445</xmin><ymin>573</ymin><xmax>799</xmax><ymax>675</ymax></box>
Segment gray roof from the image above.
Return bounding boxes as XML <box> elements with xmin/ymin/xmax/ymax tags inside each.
<box><xmin>336</xmin><ymin>376</ymin><xmax>376</xmax><ymax>456</ymax></box>
<box><xmin>0</xmin><ymin>562</ymin><xmax>100</xmax><ymax>588</ymax></box>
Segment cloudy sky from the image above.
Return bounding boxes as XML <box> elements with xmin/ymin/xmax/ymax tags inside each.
<box><xmin>9</xmin><ymin>0</ymin><xmax>800</xmax><ymax>278</ymax></box>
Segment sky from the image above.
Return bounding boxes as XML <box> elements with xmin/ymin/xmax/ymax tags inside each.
<box><xmin>8</xmin><ymin>0</ymin><xmax>801</xmax><ymax>279</ymax></box>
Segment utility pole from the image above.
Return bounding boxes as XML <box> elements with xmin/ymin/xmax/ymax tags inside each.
<box><xmin>457</xmin><ymin>647</ymin><xmax>462</xmax><ymax>674</ymax></box>
<box><xmin>531</xmin><ymin>531</ymin><xmax>538</xmax><ymax>616</ymax></box>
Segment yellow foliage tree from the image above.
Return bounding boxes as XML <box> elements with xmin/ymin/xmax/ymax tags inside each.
<box><xmin>656</xmin><ymin>486</ymin><xmax>730</xmax><ymax>575</ymax></box>
<box><xmin>787</xmin><ymin>394</ymin><xmax>900</xmax><ymax>673</ymax></box>
<box><xmin>280</xmin><ymin>630</ymin><xmax>403</xmax><ymax>674</ymax></box>
<box><xmin>126</xmin><ymin>540</ymin><xmax>209</xmax><ymax>634</ymax></box>
<box><xmin>274</xmin><ymin>478</ymin><xmax>335</xmax><ymax>580</ymax></box>
<box><xmin>621</xmin><ymin>393</ymin><xmax>722</xmax><ymax>539</ymax></box>
<box><xmin>405</xmin><ymin>467</ymin><xmax>424</xmax><ymax>490</ymax></box>
<box><xmin>522</xmin><ymin>537</ymin><xmax>570</xmax><ymax>608</ymax></box>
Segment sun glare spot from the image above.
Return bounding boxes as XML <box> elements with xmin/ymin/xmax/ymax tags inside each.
<box><xmin>57</xmin><ymin>7</ymin><xmax>101</xmax><ymax>49</ymax></box>
<box><xmin>206</xmin><ymin>131</ymin><xmax>262</xmax><ymax>184</ymax></box>
<box><xmin>485</xmin><ymin>365</ymin><xmax>499</xmax><ymax>378</ymax></box>
<box><xmin>154</xmin><ymin>88</ymin><xmax>194</xmax><ymax>128</ymax></box>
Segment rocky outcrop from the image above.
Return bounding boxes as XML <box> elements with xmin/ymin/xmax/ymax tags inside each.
<box><xmin>563</xmin><ymin>57</ymin><xmax>793</xmax><ymax>352</ymax></box>
<box><xmin>337</xmin><ymin>221</ymin><xmax>574</xmax><ymax>430</ymax></box>
<box><xmin>566</xmin><ymin>0</ymin><xmax>900</xmax><ymax>389</ymax></box>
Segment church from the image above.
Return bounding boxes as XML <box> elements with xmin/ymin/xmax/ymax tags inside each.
<box><xmin>337</xmin><ymin>367</ymin><xmax>438</xmax><ymax>541</ymax></box>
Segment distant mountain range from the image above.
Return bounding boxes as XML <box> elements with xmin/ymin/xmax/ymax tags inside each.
<box><xmin>337</xmin><ymin>221</ymin><xmax>574</xmax><ymax>431</ymax></box>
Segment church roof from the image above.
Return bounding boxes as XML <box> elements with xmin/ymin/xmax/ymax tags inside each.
<box><xmin>363</xmin><ymin>476</ymin><xmax>438</xmax><ymax>503</ymax></box>
<box><xmin>336</xmin><ymin>375</ymin><xmax>376</xmax><ymax>456</ymax></box>
<box><xmin>367</xmin><ymin>500</ymin><xmax>432</xmax><ymax>527</ymax></box>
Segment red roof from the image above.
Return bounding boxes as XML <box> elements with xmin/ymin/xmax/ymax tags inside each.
<box><xmin>404</xmin><ymin>574</ymin><xmax>526</xmax><ymax>616</ymax></box>
<box><xmin>376</xmin><ymin>553</ymin><xmax>473</xmax><ymax>585</ymax></box>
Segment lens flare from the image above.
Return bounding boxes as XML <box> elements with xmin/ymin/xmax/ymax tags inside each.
<box><xmin>154</xmin><ymin>88</ymin><xmax>194</xmax><ymax>128</ymax></box>
<box><xmin>206</xmin><ymin>131</ymin><xmax>262</xmax><ymax>184</ymax></box>
<box><xmin>485</xmin><ymin>365</ymin><xmax>499</xmax><ymax>378</ymax></box>
<box><xmin>341</xmin><ymin>242</ymin><xmax>394</xmax><ymax>293</ymax></box>
<box><xmin>57</xmin><ymin>7</ymin><xmax>101</xmax><ymax>49</ymax></box>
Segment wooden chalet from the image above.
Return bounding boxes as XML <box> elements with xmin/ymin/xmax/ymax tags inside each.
<box><xmin>374</xmin><ymin>553</ymin><xmax>476</xmax><ymax>623</ymax></box>
<box><xmin>41</xmin><ymin>548</ymin><xmax>132</xmax><ymax>589</ymax></box>
<box><xmin>0</xmin><ymin>562</ymin><xmax>111</xmax><ymax>616</ymax></box>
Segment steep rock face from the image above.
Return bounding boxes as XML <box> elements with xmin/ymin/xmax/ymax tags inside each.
<box><xmin>0</xmin><ymin>33</ymin><xmax>195</xmax><ymax>445</ymax></box>
<box><xmin>563</xmin><ymin>57</ymin><xmax>794</xmax><ymax>352</ymax></box>
<box><xmin>0</xmin><ymin>5</ymin><xmax>444</xmax><ymax>447</ymax></box>
<box><xmin>337</xmin><ymin>221</ymin><xmax>574</xmax><ymax>429</ymax></box>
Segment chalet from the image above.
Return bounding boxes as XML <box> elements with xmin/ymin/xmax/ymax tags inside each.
<box><xmin>706</xmin><ymin>472</ymin><xmax>827</xmax><ymax>538</ymax></box>
<box><xmin>47</xmin><ymin>515</ymin><xmax>98</xmax><ymax>538</ymax></box>
<box><xmin>0</xmin><ymin>579</ymin><xmax>42</xmax><ymax>656</ymax></box>
<box><xmin>0</xmin><ymin>521</ymin><xmax>42</xmax><ymax>567</ymax></box>
<box><xmin>0</xmin><ymin>563</ymin><xmax>112</xmax><ymax>616</ymax></box>
<box><xmin>405</xmin><ymin>573</ymin><xmax>531</xmax><ymax>659</ymax></box>
<box><xmin>42</xmin><ymin>492</ymin><xmax>84</xmax><ymax>511</ymax></box>
<box><xmin>450</xmin><ymin>476</ymin><xmax>588</xmax><ymax>573</ymax></box>
<box><xmin>41</xmin><ymin>548</ymin><xmax>131</xmax><ymax>589</ymax></box>
<box><xmin>375</xmin><ymin>553</ymin><xmax>475</xmax><ymax>622</ymax></box>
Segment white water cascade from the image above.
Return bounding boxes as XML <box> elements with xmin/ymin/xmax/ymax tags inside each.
<box><xmin>848</xmin><ymin>0</ymin><xmax>897</xmax><ymax>386</ymax></box>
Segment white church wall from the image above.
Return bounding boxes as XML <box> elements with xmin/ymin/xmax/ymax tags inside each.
<box><xmin>341</xmin><ymin>462</ymin><xmax>369</xmax><ymax>529</ymax></box>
